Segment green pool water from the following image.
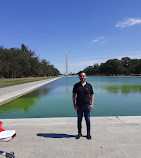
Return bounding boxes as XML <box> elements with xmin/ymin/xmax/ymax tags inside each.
<box><xmin>0</xmin><ymin>76</ymin><xmax>141</xmax><ymax>118</ymax></box>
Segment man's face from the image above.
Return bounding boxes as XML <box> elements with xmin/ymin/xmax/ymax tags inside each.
<box><xmin>79</xmin><ymin>73</ymin><xmax>87</xmax><ymax>82</ymax></box>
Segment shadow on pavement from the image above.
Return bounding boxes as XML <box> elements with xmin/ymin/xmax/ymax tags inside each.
<box><xmin>37</xmin><ymin>133</ymin><xmax>76</xmax><ymax>138</ymax></box>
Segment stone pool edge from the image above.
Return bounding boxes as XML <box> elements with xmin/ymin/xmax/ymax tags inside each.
<box><xmin>1</xmin><ymin>116</ymin><xmax>141</xmax><ymax>158</ymax></box>
<box><xmin>1</xmin><ymin>116</ymin><xmax>141</xmax><ymax>126</ymax></box>
<box><xmin>0</xmin><ymin>77</ymin><xmax>61</xmax><ymax>106</ymax></box>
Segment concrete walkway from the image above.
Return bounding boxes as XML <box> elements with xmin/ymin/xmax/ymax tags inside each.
<box><xmin>0</xmin><ymin>116</ymin><xmax>141</xmax><ymax>158</ymax></box>
<box><xmin>0</xmin><ymin>77</ymin><xmax>61</xmax><ymax>105</ymax></box>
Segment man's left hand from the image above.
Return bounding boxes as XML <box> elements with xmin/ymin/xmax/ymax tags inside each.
<box><xmin>88</xmin><ymin>105</ymin><xmax>93</xmax><ymax>111</ymax></box>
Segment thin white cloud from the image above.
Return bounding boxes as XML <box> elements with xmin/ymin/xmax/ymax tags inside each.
<box><xmin>116</xmin><ymin>55</ymin><xmax>141</xmax><ymax>60</ymax></box>
<box><xmin>92</xmin><ymin>37</ymin><xmax>104</xmax><ymax>43</ymax></box>
<box><xmin>56</xmin><ymin>52</ymin><xmax>141</xmax><ymax>74</ymax></box>
<box><xmin>69</xmin><ymin>59</ymin><xmax>106</xmax><ymax>73</ymax></box>
<box><xmin>56</xmin><ymin>59</ymin><xmax>105</xmax><ymax>74</ymax></box>
<box><xmin>68</xmin><ymin>54</ymin><xmax>141</xmax><ymax>73</ymax></box>
<box><xmin>115</xmin><ymin>18</ymin><xmax>141</xmax><ymax>28</ymax></box>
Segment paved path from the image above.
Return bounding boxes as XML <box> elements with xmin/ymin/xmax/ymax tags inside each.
<box><xmin>0</xmin><ymin>77</ymin><xmax>61</xmax><ymax>105</ymax></box>
<box><xmin>0</xmin><ymin>116</ymin><xmax>141</xmax><ymax>158</ymax></box>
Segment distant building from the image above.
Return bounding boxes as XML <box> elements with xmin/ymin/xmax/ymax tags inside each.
<box><xmin>66</xmin><ymin>52</ymin><xmax>68</xmax><ymax>75</ymax></box>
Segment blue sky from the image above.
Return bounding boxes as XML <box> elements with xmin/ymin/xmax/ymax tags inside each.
<box><xmin>0</xmin><ymin>0</ymin><xmax>141</xmax><ymax>74</ymax></box>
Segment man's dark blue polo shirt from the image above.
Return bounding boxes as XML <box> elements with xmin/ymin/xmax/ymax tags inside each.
<box><xmin>73</xmin><ymin>82</ymin><xmax>94</xmax><ymax>107</ymax></box>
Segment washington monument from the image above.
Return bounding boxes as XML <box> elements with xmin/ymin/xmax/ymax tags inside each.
<box><xmin>66</xmin><ymin>52</ymin><xmax>68</xmax><ymax>75</ymax></box>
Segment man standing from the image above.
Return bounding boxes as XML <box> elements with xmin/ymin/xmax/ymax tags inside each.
<box><xmin>73</xmin><ymin>72</ymin><xmax>94</xmax><ymax>140</ymax></box>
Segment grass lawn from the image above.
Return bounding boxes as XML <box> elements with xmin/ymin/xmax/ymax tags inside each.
<box><xmin>0</xmin><ymin>77</ymin><xmax>54</xmax><ymax>88</ymax></box>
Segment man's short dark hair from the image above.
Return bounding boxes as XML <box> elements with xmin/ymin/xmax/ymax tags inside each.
<box><xmin>78</xmin><ymin>71</ymin><xmax>86</xmax><ymax>77</ymax></box>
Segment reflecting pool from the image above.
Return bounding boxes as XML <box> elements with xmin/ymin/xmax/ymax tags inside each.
<box><xmin>0</xmin><ymin>76</ymin><xmax>141</xmax><ymax>118</ymax></box>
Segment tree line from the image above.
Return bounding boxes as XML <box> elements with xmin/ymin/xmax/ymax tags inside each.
<box><xmin>82</xmin><ymin>57</ymin><xmax>141</xmax><ymax>76</ymax></box>
<box><xmin>0</xmin><ymin>44</ymin><xmax>60</xmax><ymax>78</ymax></box>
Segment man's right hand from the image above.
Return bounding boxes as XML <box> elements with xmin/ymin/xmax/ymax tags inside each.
<box><xmin>74</xmin><ymin>104</ymin><xmax>78</xmax><ymax>111</ymax></box>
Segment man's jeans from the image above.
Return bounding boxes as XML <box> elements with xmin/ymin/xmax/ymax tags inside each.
<box><xmin>77</xmin><ymin>105</ymin><xmax>90</xmax><ymax>135</ymax></box>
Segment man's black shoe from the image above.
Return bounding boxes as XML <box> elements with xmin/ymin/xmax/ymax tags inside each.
<box><xmin>86</xmin><ymin>134</ymin><xmax>92</xmax><ymax>140</ymax></box>
<box><xmin>76</xmin><ymin>133</ymin><xmax>82</xmax><ymax>139</ymax></box>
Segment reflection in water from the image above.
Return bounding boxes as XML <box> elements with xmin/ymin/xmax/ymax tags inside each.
<box><xmin>0</xmin><ymin>76</ymin><xmax>141</xmax><ymax>118</ymax></box>
<box><xmin>66</xmin><ymin>77</ymin><xmax>69</xmax><ymax>97</ymax></box>
<box><xmin>0</xmin><ymin>86</ymin><xmax>51</xmax><ymax>115</ymax></box>
<box><xmin>66</xmin><ymin>85</ymin><xmax>68</xmax><ymax>97</ymax></box>
<box><xmin>0</xmin><ymin>97</ymin><xmax>38</xmax><ymax>114</ymax></box>
<box><xmin>106</xmin><ymin>85</ymin><xmax>141</xmax><ymax>94</ymax></box>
